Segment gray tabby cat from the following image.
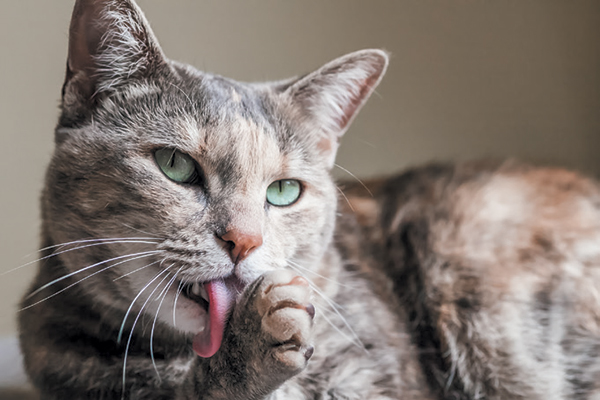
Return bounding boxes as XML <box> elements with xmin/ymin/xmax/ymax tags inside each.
<box><xmin>18</xmin><ymin>0</ymin><xmax>600</xmax><ymax>399</ymax></box>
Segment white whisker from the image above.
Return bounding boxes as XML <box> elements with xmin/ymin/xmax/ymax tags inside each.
<box><xmin>3</xmin><ymin>239</ymin><xmax>160</xmax><ymax>276</ymax></box>
<box><xmin>287</xmin><ymin>260</ymin><xmax>359</xmax><ymax>290</ymax></box>
<box><xmin>117</xmin><ymin>266</ymin><xmax>170</xmax><ymax>344</ymax></box>
<box><xmin>26</xmin><ymin>250</ymin><xmax>163</xmax><ymax>299</ymax></box>
<box><xmin>119</xmin><ymin>224</ymin><xmax>163</xmax><ymax>239</ymax></box>
<box><xmin>336</xmin><ymin>185</ymin><xmax>355</xmax><ymax>212</ymax></box>
<box><xmin>19</xmin><ymin>252</ymin><xmax>161</xmax><ymax>312</ymax></box>
<box><xmin>310</xmin><ymin>282</ymin><xmax>366</xmax><ymax>352</ymax></box>
<box><xmin>121</xmin><ymin>267</ymin><xmax>172</xmax><ymax>399</ymax></box>
<box><xmin>150</xmin><ymin>265</ymin><xmax>181</xmax><ymax>380</ymax></box>
<box><xmin>334</xmin><ymin>163</ymin><xmax>373</xmax><ymax>197</ymax></box>
<box><xmin>285</xmin><ymin>262</ymin><xmax>346</xmax><ymax>311</ymax></box>
<box><xmin>173</xmin><ymin>280</ymin><xmax>184</xmax><ymax>327</ymax></box>
<box><xmin>113</xmin><ymin>258</ymin><xmax>165</xmax><ymax>282</ymax></box>
<box><xmin>168</xmin><ymin>82</ymin><xmax>195</xmax><ymax>110</ymax></box>
<box><xmin>154</xmin><ymin>264</ymin><xmax>177</xmax><ymax>302</ymax></box>
<box><xmin>286</xmin><ymin>262</ymin><xmax>366</xmax><ymax>353</ymax></box>
<box><xmin>318</xmin><ymin>307</ymin><xmax>365</xmax><ymax>351</ymax></box>
<box><xmin>40</xmin><ymin>237</ymin><xmax>160</xmax><ymax>253</ymax></box>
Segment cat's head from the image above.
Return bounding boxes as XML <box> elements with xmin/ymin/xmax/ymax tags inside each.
<box><xmin>44</xmin><ymin>0</ymin><xmax>387</xmax><ymax>356</ymax></box>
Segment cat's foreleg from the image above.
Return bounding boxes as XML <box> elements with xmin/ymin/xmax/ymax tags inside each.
<box><xmin>178</xmin><ymin>270</ymin><xmax>315</xmax><ymax>400</ymax></box>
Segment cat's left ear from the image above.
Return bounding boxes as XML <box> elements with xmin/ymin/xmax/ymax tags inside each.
<box><xmin>63</xmin><ymin>0</ymin><xmax>167</xmax><ymax>107</ymax></box>
<box><xmin>282</xmin><ymin>49</ymin><xmax>389</xmax><ymax>167</ymax></box>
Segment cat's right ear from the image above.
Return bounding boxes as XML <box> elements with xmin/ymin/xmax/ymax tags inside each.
<box><xmin>63</xmin><ymin>0</ymin><xmax>166</xmax><ymax>108</ymax></box>
<box><xmin>281</xmin><ymin>49</ymin><xmax>389</xmax><ymax>168</ymax></box>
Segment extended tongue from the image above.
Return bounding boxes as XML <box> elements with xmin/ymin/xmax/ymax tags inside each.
<box><xmin>192</xmin><ymin>279</ymin><xmax>235</xmax><ymax>358</ymax></box>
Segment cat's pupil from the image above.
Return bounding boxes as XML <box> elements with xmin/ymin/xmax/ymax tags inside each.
<box><xmin>155</xmin><ymin>148</ymin><xmax>197</xmax><ymax>184</ymax></box>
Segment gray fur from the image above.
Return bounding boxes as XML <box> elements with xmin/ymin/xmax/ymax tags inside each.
<box><xmin>18</xmin><ymin>1</ymin><xmax>600</xmax><ymax>399</ymax></box>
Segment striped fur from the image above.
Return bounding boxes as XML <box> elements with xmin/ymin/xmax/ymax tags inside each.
<box><xmin>18</xmin><ymin>1</ymin><xmax>600</xmax><ymax>399</ymax></box>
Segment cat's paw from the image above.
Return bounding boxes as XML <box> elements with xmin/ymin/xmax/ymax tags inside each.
<box><xmin>199</xmin><ymin>270</ymin><xmax>316</xmax><ymax>396</ymax></box>
<box><xmin>253</xmin><ymin>270</ymin><xmax>315</xmax><ymax>372</ymax></box>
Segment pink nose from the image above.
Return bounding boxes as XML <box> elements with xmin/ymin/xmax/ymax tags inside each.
<box><xmin>220</xmin><ymin>229</ymin><xmax>263</xmax><ymax>264</ymax></box>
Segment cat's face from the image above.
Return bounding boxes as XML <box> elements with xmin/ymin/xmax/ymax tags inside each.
<box><xmin>43</xmin><ymin>0</ymin><xmax>387</xmax><ymax>355</ymax></box>
<box><xmin>48</xmin><ymin>68</ymin><xmax>339</xmax><ymax>334</ymax></box>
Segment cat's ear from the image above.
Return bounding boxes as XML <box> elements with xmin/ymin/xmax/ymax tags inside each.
<box><xmin>63</xmin><ymin>0</ymin><xmax>166</xmax><ymax>106</ymax></box>
<box><xmin>283</xmin><ymin>49</ymin><xmax>389</xmax><ymax>167</ymax></box>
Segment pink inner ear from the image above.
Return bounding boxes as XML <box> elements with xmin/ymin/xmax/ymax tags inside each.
<box><xmin>336</xmin><ymin>73</ymin><xmax>382</xmax><ymax>132</ymax></box>
<box><xmin>68</xmin><ymin>0</ymin><xmax>120</xmax><ymax>76</ymax></box>
<box><xmin>64</xmin><ymin>0</ymin><xmax>164</xmax><ymax>102</ymax></box>
<box><xmin>65</xmin><ymin>0</ymin><xmax>107</xmax><ymax>99</ymax></box>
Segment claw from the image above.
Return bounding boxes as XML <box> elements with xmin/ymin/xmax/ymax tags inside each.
<box><xmin>304</xmin><ymin>346</ymin><xmax>314</xmax><ymax>361</ymax></box>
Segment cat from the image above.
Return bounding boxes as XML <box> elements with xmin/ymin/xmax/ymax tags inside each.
<box><xmin>18</xmin><ymin>0</ymin><xmax>600</xmax><ymax>399</ymax></box>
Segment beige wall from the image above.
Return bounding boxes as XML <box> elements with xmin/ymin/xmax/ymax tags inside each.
<box><xmin>1</xmin><ymin>0</ymin><xmax>599</xmax><ymax>336</ymax></box>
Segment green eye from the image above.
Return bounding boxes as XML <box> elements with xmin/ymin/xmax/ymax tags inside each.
<box><xmin>266</xmin><ymin>179</ymin><xmax>301</xmax><ymax>206</ymax></box>
<box><xmin>155</xmin><ymin>148</ymin><xmax>197</xmax><ymax>183</ymax></box>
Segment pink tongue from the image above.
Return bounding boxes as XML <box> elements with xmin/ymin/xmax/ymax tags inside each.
<box><xmin>192</xmin><ymin>279</ymin><xmax>234</xmax><ymax>358</ymax></box>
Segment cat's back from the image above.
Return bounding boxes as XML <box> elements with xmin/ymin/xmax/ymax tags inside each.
<box><xmin>343</xmin><ymin>161</ymin><xmax>600</xmax><ymax>399</ymax></box>
<box><xmin>350</xmin><ymin>160</ymin><xmax>600</xmax><ymax>278</ymax></box>
<box><xmin>382</xmin><ymin>161</ymin><xmax>600</xmax><ymax>289</ymax></box>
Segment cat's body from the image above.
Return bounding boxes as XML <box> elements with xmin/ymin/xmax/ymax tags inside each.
<box><xmin>347</xmin><ymin>161</ymin><xmax>600</xmax><ymax>399</ymax></box>
<box><xmin>18</xmin><ymin>0</ymin><xmax>600</xmax><ymax>399</ymax></box>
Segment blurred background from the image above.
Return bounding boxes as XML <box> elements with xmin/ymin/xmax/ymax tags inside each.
<box><xmin>1</xmin><ymin>0</ymin><xmax>599</xmax><ymax>346</ymax></box>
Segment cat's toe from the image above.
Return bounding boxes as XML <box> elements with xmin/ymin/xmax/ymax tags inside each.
<box><xmin>256</xmin><ymin>272</ymin><xmax>311</xmax><ymax>312</ymax></box>
<box><xmin>255</xmin><ymin>270</ymin><xmax>315</xmax><ymax>370</ymax></box>
<box><xmin>273</xmin><ymin>343</ymin><xmax>315</xmax><ymax>372</ymax></box>
<box><xmin>262</xmin><ymin>303</ymin><xmax>314</xmax><ymax>344</ymax></box>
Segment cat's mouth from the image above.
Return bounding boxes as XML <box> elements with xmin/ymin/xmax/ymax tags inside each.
<box><xmin>183</xmin><ymin>282</ymin><xmax>210</xmax><ymax>311</ymax></box>
<box><xmin>179</xmin><ymin>276</ymin><xmax>245</xmax><ymax>358</ymax></box>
